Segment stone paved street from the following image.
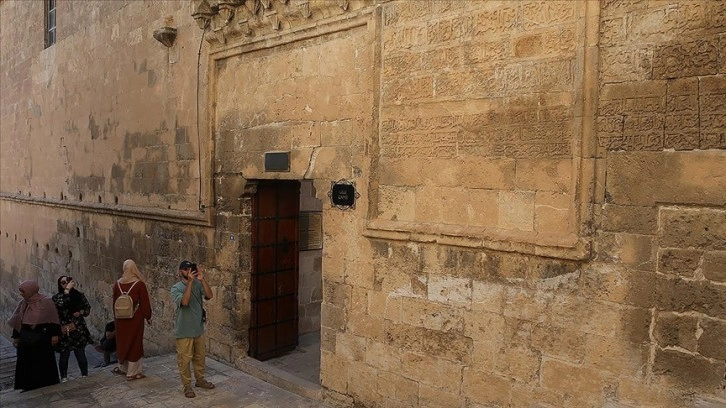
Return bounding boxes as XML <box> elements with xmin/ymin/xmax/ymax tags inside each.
<box><xmin>0</xmin><ymin>335</ymin><xmax>329</xmax><ymax>408</ymax></box>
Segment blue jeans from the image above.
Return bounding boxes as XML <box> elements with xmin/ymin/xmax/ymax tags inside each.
<box><xmin>59</xmin><ymin>348</ymin><xmax>88</xmax><ymax>377</ymax></box>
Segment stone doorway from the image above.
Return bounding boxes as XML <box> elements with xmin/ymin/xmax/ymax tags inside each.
<box><xmin>246</xmin><ymin>179</ymin><xmax>322</xmax><ymax>395</ymax></box>
<box><xmin>249</xmin><ymin>179</ymin><xmax>301</xmax><ymax>360</ymax></box>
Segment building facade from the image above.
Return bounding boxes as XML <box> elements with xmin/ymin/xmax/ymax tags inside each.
<box><xmin>0</xmin><ymin>0</ymin><xmax>724</xmax><ymax>406</ymax></box>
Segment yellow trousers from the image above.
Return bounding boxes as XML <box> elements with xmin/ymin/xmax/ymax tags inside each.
<box><xmin>175</xmin><ymin>335</ymin><xmax>206</xmax><ymax>389</ymax></box>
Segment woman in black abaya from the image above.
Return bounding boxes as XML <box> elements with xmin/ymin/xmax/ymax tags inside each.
<box><xmin>7</xmin><ymin>280</ymin><xmax>62</xmax><ymax>391</ymax></box>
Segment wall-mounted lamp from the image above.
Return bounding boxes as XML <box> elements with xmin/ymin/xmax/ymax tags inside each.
<box><xmin>192</xmin><ymin>0</ymin><xmax>215</xmax><ymax>29</ymax></box>
<box><xmin>153</xmin><ymin>26</ymin><xmax>177</xmax><ymax>47</ymax></box>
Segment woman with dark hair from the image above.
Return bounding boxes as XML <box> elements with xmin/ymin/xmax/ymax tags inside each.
<box><xmin>52</xmin><ymin>275</ymin><xmax>93</xmax><ymax>382</ymax></box>
<box><xmin>7</xmin><ymin>280</ymin><xmax>62</xmax><ymax>391</ymax></box>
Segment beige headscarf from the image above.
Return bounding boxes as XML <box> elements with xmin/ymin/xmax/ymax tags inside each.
<box><xmin>119</xmin><ymin>259</ymin><xmax>145</xmax><ymax>284</ymax></box>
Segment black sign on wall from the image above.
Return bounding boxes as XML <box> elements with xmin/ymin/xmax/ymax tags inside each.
<box><xmin>328</xmin><ymin>179</ymin><xmax>359</xmax><ymax>210</ymax></box>
<box><xmin>264</xmin><ymin>151</ymin><xmax>290</xmax><ymax>172</ymax></box>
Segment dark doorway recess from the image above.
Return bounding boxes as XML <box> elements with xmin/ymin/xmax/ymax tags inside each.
<box><xmin>249</xmin><ymin>180</ymin><xmax>300</xmax><ymax>360</ymax></box>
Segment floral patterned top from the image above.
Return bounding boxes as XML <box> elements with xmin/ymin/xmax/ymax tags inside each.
<box><xmin>52</xmin><ymin>289</ymin><xmax>94</xmax><ymax>352</ymax></box>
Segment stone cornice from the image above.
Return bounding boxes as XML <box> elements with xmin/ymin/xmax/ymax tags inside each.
<box><xmin>191</xmin><ymin>0</ymin><xmax>383</xmax><ymax>47</ymax></box>
<box><xmin>0</xmin><ymin>193</ymin><xmax>213</xmax><ymax>227</ymax></box>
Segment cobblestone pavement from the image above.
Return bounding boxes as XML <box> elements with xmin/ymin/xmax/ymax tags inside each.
<box><xmin>0</xmin><ymin>336</ymin><xmax>329</xmax><ymax>408</ymax></box>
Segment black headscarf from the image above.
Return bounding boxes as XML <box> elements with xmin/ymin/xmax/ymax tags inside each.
<box><xmin>56</xmin><ymin>275</ymin><xmax>83</xmax><ymax>311</ymax></box>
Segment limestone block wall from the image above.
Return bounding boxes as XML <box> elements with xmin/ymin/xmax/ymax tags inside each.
<box><xmin>0</xmin><ymin>1</ymin><xmax>205</xmax><ymax>209</ymax></box>
<box><xmin>299</xmin><ymin>180</ymin><xmax>323</xmax><ymax>334</ymax></box>
<box><xmin>319</xmin><ymin>1</ymin><xmax>726</xmax><ymax>407</ymax></box>
<box><xmin>0</xmin><ymin>0</ymin><xmax>724</xmax><ymax>407</ymax></box>
<box><xmin>0</xmin><ymin>199</ymin><xmax>219</xmax><ymax>356</ymax></box>
<box><xmin>590</xmin><ymin>0</ymin><xmax>726</xmax><ymax>404</ymax></box>
<box><xmin>370</xmin><ymin>0</ymin><xmax>591</xmax><ymax>258</ymax></box>
<box><xmin>211</xmin><ymin>3</ymin><xmax>377</xmax><ymax>364</ymax></box>
<box><xmin>0</xmin><ymin>1</ymin><xmax>248</xmax><ymax>359</ymax></box>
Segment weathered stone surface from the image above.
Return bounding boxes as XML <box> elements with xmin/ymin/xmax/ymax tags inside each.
<box><xmin>606</xmin><ymin>152</ymin><xmax>726</xmax><ymax>206</ymax></box>
<box><xmin>400</xmin><ymin>351</ymin><xmax>463</xmax><ymax>394</ymax></box>
<box><xmin>384</xmin><ymin>322</ymin><xmax>425</xmax><ymax>354</ymax></box>
<box><xmin>594</xmin><ymin>232</ymin><xmax>656</xmax><ymax>271</ymax></box>
<box><xmin>579</xmin><ymin>266</ymin><xmax>657</xmax><ymax>308</ymax></box>
<box><xmin>347</xmin><ymin>313</ymin><xmax>386</xmax><ymax>345</ymax></box>
<box><xmin>2</xmin><ymin>1</ymin><xmax>726</xmax><ymax>408</ymax></box>
<box><xmin>659</xmin><ymin>207</ymin><xmax>726</xmax><ymax>251</ymax></box>
<box><xmin>600</xmin><ymin>204</ymin><xmax>658</xmax><ymax>234</ymax></box>
<box><xmin>515</xmin><ymin>158</ymin><xmax>572</xmax><ymax>193</ymax></box>
<box><xmin>335</xmin><ymin>332</ymin><xmax>366</xmax><ymax>362</ymax></box>
<box><xmin>470</xmin><ymin>281</ymin><xmax>505</xmax><ymax>313</ymax></box>
<box><xmin>418</xmin><ymin>383</ymin><xmax>465</xmax><ymax>408</ymax></box>
<box><xmin>321</xmin><ymin>303</ymin><xmax>347</xmax><ymax>332</ymax></box>
<box><xmin>427</xmin><ymin>275</ymin><xmax>472</xmax><ymax>304</ymax></box>
<box><xmin>655</xmin><ymin>275</ymin><xmax>726</xmax><ymax>319</ymax></box>
<box><xmin>494</xmin><ymin>345</ymin><xmax>541</xmax><ymax>383</ymax></box>
<box><xmin>535</xmin><ymin>191</ymin><xmax>573</xmax><ymax>237</ymax></box>
<box><xmin>376</xmin><ymin>371</ymin><xmax>418</xmax><ymax>406</ymax></box>
<box><xmin>422</xmin><ymin>328</ymin><xmax>473</xmax><ymax>364</ymax></box>
<box><xmin>702</xmin><ymin>251</ymin><xmax>726</xmax><ymax>282</ymax></box>
<box><xmin>585</xmin><ymin>334</ymin><xmax>649</xmax><ymax>377</ymax></box>
<box><xmin>541</xmin><ymin>359</ymin><xmax>610</xmax><ymax>401</ymax></box>
<box><xmin>698</xmin><ymin>317</ymin><xmax>726</xmax><ymax>361</ymax></box>
<box><xmin>652</xmin><ymin>349</ymin><xmax>725</xmax><ymax>392</ymax></box>
<box><xmin>653</xmin><ymin>312</ymin><xmax>699</xmax><ymax>352</ymax></box>
<box><xmin>657</xmin><ymin>248</ymin><xmax>703</xmax><ymax>278</ymax></box>
<box><xmin>320</xmin><ymin>350</ymin><xmax>348</xmax><ymax>393</ymax></box>
<box><xmin>531</xmin><ymin>324</ymin><xmax>586</xmax><ymax>364</ymax></box>
<box><xmin>346</xmin><ymin>361</ymin><xmax>379</xmax><ymax>404</ymax></box>
<box><xmin>400</xmin><ymin>296</ymin><xmax>464</xmax><ymax>332</ymax></box>
<box><xmin>617</xmin><ymin>378</ymin><xmax>693</xmax><ymax>408</ymax></box>
<box><xmin>462</xmin><ymin>368</ymin><xmax>511</xmax><ymax>406</ymax></box>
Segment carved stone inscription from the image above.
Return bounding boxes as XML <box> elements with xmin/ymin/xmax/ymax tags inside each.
<box><xmin>376</xmin><ymin>0</ymin><xmax>584</xmax><ymax>242</ymax></box>
<box><xmin>380</xmin><ymin>1</ymin><xmax>579</xmax><ymax>161</ymax></box>
<box><xmin>598</xmin><ymin>1</ymin><xmax>726</xmax><ymax>152</ymax></box>
<box><xmin>381</xmin><ymin>107</ymin><xmax>573</xmax><ymax>159</ymax></box>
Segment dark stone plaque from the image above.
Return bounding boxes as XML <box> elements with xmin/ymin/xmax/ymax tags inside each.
<box><xmin>264</xmin><ymin>151</ymin><xmax>290</xmax><ymax>172</ymax></box>
<box><xmin>328</xmin><ymin>179</ymin><xmax>359</xmax><ymax>210</ymax></box>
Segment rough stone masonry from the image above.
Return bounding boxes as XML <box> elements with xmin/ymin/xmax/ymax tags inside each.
<box><xmin>0</xmin><ymin>1</ymin><xmax>724</xmax><ymax>407</ymax></box>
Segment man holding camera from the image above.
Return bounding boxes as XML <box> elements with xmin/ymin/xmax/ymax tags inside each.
<box><xmin>171</xmin><ymin>260</ymin><xmax>214</xmax><ymax>398</ymax></box>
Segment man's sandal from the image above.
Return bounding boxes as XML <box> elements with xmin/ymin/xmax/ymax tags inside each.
<box><xmin>126</xmin><ymin>373</ymin><xmax>146</xmax><ymax>381</ymax></box>
<box><xmin>184</xmin><ymin>388</ymin><xmax>196</xmax><ymax>398</ymax></box>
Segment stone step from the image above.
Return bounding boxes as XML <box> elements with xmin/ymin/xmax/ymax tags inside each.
<box><xmin>238</xmin><ymin>356</ymin><xmax>322</xmax><ymax>401</ymax></box>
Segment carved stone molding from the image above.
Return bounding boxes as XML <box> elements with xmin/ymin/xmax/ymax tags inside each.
<box><xmin>153</xmin><ymin>26</ymin><xmax>178</xmax><ymax>47</ymax></box>
<box><xmin>241</xmin><ymin>180</ymin><xmax>258</xmax><ymax>197</ymax></box>
<box><xmin>191</xmin><ymin>0</ymin><xmax>381</xmax><ymax>47</ymax></box>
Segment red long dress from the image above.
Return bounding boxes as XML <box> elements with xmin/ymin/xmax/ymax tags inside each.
<box><xmin>113</xmin><ymin>280</ymin><xmax>152</xmax><ymax>363</ymax></box>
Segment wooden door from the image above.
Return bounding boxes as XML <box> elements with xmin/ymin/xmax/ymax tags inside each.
<box><xmin>249</xmin><ymin>180</ymin><xmax>300</xmax><ymax>360</ymax></box>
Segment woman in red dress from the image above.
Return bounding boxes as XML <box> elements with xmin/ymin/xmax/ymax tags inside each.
<box><xmin>112</xmin><ymin>259</ymin><xmax>152</xmax><ymax>381</ymax></box>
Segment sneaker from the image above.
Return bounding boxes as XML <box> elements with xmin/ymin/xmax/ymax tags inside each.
<box><xmin>195</xmin><ymin>379</ymin><xmax>215</xmax><ymax>389</ymax></box>
<box><xmin>61</xmin><ymin>378</ymin><xmax>67</xmax><ymax>383</ymax></box>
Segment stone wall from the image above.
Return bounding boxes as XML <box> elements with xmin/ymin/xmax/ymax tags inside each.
<box><xmin>0</xmin><ymin>0</ymin><xmax>250</xmax><ymax>359</ymax></box>
<box><xmin>590</xmin><ymin>1</ymin><xmax>726</xmax><ymax>405</ymax></box>
<box><xmin>374</xmin><ymin>0</ymin><xmax>587</xmax><ymax>253</ymax></box>
<box><xmin>313</xmin><ymin>1</ymin><xmax>725</xmax><ymax>407</ymax></box>
<box><xmin>1</xmin><ymin>0</ymin><xmax>724</xmax><ymax>407</ymax></box>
